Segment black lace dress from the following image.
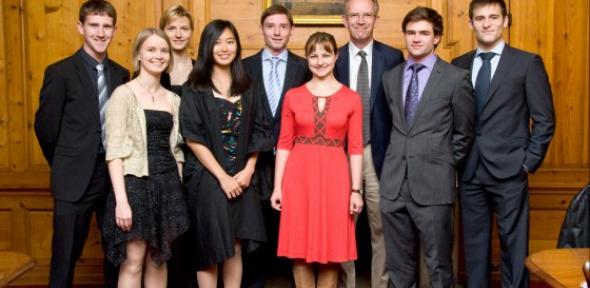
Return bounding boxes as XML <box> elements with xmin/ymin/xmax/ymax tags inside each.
<box><xmin>103</xmin><ymin>110</ymin><xmax>190</xmax><ymax>266</ymax></box>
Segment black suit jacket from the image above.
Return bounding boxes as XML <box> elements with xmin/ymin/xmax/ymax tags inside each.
<box><xmin>452</xmin><ymin>45</ymin><xmax>555</xmax><ymax>180</ymax></box>
<box><xmin>243</xmin><ymin>49</ymin><xmax>309</xmax><ymax>199</ymax></box>
<box><xmin>334</xmin><ymin>41</ymin><xmax>404</xmax><ymax>178</ymax></box>
<box><xmin>34</xmin><ymin>49</ymin><xmax>129</xmax><ymax>202</ymax></box>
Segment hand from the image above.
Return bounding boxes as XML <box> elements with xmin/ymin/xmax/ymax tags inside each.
<box><xmin>234</xmin><ymin>168</ymin><xmax>254</xmax><ymax>188</ymax></box>
<box><xmin>115</xmin><ymin>201</ymin><xmax>133</xmax><ymax>232</ymax></box>
<box><xmin>349</xmin><ymin>193</ymin><xmax>364</xmax><ymax>215</ymax></box>
<box><xmin>270</xmin><ymin>189</ymin><xmax>282</xmax><ymax>211</ymax></box>
<box><xmin>220</xmin><ymin>174</ymin><xmax>243</xmax><ymax>199</ymax></box>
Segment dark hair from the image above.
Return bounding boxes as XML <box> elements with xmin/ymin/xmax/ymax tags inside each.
<box><xmin>261</xmin><ymin>4</ymin><xmax>293</xmax><ymax>27</ymax></box>
<box><xmin>187</xmin><ymin>20</ymin><xmax>250</xmax><ymax>95</ymax></box>
<box><xmin>402</xmin><ymin>6</ymin><xmax>443</xmax><ymax>37</ymax></box>
<box><xmin>159</xmin><ymin>5</ymin><xmax>194</xmax><ymax>31</ymax></box>
<box><xmin>79</xmin><ymin>0</ymin><xmax>117</xmax><ymax>25</ymax></box>
<box><xmin>304</xmin><ymin>32</ymin><xmax>338</xmax><ymax>57</ymax></box>
<box><xmin>468</xmin><ymin>0</ymin><xmax>508</xmax><ymax>20</ymax></box>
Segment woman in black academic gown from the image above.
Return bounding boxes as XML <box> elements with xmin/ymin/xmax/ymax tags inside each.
<box><xmin>179</xmin><ymin>19</ymin><xmax>273</xmax><ymax>288</ymax></box>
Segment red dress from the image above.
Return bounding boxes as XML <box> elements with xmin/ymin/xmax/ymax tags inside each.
<box><xmin>276</xmin><ymin>84</ymin><xmax>363</xmax><ymax>263</ymax></box>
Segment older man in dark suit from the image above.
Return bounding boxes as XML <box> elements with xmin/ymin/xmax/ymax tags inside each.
<box><xmin>34</xmin><ymin>1</ymin><xmax>129</xmax><ymax>287</ymax></box>
<box><xmin>452</xmin><ymin>0</ymin><xmax>555</xmax><ymax>287</ymax></box>
<box><xmin>380</xmin><ymin>7</ymin><xmax>474</xmax><ymax>288</ymax></box>
<box><xmin>335</xmin><ymin>1</ymin><xmax>404</xmax><ymax>286</ymax></box>
<box><xmin>242</xmin><ymin>4</ymin><xmax>309</xmax><ymax>287</ymax></box>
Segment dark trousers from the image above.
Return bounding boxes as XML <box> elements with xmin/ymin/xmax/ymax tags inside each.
<box><xmin>242</xmin><ymin>199</ymin><xmax>293</xmax><ymax>288</ymax></box>
<box><xmin>460</xmin><ymin>163</ymin><xmax>529</xmax><ymax>288</ymax></box>
<box><xmin>167</xmin><ymin>232</ymin><xmax>198</xmax><ymax>287</ymax></box>
<box><xmin>380</xmin><ymin>180</ymin><xmax>454</xmax><ymax>288</ymax></box>
<box><xmin>49</xmin><ymin>155</ymin><xmax>118</xmax><ymax>288</ymax></box>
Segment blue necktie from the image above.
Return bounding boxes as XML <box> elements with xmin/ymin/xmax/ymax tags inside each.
<box><xmin>474</xmin><ymin>52</ymin><xmax>495</xmax><ymax>116</ymax></box>
<box><xmin>356</xmin><ymin>50</ymin><xmax>370</xmax><ymax>145</ymax></box>
<box><xmin>404</xmin><ymin>63</ymin><xmax>425</xmax><ymax>128</ymax></box>
<box><xmin>267</xmin><ymin>57</ymin><xmax>281</xmax><ymax>116</ymax></box>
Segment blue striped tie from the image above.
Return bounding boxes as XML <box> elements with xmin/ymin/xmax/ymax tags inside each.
<box><xmin>97</xmin><ymin>63</ymin><xmax>107</xmax><ymax>144</ymax></box>
<box><xmin>267</xmin><ymin>57</ymin><xmax>281</xmax><ymax>116</ymax></box>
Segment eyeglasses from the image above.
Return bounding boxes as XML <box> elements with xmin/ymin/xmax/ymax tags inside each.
<box><xmin>345</xmin><ymin>13</ymin><xmax>375</xmax><ymax>21</ymax></box>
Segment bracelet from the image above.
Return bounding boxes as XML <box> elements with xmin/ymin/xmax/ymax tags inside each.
<box><xmin>351</xmin><ymin>189</ymin><xmax>362</xmax><ymax>195</ymax></box>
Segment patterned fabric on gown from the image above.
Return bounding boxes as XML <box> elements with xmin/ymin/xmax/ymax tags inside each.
<box><xmin>276</xmin><ymin>85</ymin><xmax>363</xmax><ymax>263</ymax></box>
<box><xmin>103</xmin><ymin>110</ymin><xmax>190</xmax><ymax>266</ymax></box>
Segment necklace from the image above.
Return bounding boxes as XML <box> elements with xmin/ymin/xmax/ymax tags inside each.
<box><xmin>137</xmin><ymin>78</ymin><xmax>160</xmax><ymax>103</ymax></box>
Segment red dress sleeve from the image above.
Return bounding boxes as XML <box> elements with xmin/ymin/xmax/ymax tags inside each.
<box><xmin>347</xmin><ymin>91</ymin><xmax>363</xmax><ymax>155</ymax></box>
<box><xmin>277</xmin><ymin>90</ymin><xmax>295</xmax><ymax>151</ymax></box>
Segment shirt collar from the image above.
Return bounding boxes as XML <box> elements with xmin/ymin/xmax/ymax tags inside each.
<box><xmin>349</xmin><ymin>40</ymin><xmax>374</xmax><ymax>58</ymax></box>
<box><xmin>262</xmin><ymin>48</ymin><xmax>288</xmax><ymax>62</ymax></box>
<box><xmin>79</xmin><ymin>47</ymin><xmax>108</xmax><ymax>70</ymax></box>
<box><xmin>406</xmin><ymin>52</ymin><xmax>437</xmax><ymax>72</ymax></box>
<box><xmin>476</xmin><ymin>40</ymin><xmax>505</xmax><ymax>57</ymax></box>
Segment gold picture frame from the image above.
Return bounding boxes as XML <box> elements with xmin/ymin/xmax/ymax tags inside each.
<box><xmin>263</xmin><ymin>0</ymin><xmax>345</xmax><ymax>25</ymax></box>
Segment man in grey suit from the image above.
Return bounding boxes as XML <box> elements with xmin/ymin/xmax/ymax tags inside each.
<box><xmin>380</xmin><ymin>7</ymin><xmax>475</xmax><ymax>288</ymax></box>
<box><xmin>452</xmin><ymin>0</ymin><xmax>555</xmax><ymax>287</ymax></box>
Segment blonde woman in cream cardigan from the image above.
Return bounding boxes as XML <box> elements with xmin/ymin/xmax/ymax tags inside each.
<box><xmin>102</xmin><ymin>28</ymin><xmax>189</xmax><ymax>288</ymax></box>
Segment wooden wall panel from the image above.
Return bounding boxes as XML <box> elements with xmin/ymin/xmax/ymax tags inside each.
<box><xmin>0</xmin><ymin>0</ymin><xmax>588</xmax><ymax>286</ymax></box>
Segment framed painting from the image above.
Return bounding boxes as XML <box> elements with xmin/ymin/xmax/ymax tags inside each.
<box><xmin>263</xmin><ymin>0</ymin><xmax>345</xmax><ymax>25</ymax></box>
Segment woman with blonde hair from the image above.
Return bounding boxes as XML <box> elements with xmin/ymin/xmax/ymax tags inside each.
<box><xmin>160</xmin><ymin>4</ymin><xmax>195</xmax><ymax>96</ymax></box>
<box><xmin>270</xmin><ymin>32</ymin><xmax>364</xmax><ymax>287</ymax></box>
<box><xmin>102</xmin><ymin>28</ymin><xmax>189</xmax><ymax>287</ymax></box>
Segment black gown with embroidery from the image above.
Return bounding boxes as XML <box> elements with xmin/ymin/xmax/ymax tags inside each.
<box><xmin>180</xmin><ymin>85</ymin><xmax>273</xmax><ymax>270</ymax></box>
<box><xmin>103</xmin><ymin>110</ymin><xmax>190</xmax><ymax>266</ymax></box>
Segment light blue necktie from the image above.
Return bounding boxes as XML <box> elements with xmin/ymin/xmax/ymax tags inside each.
<box><xmin>267</xmin><ymin>57</ymin><xmax>281</xmax><ymax>116</ymax></box>
<box><xmin>97</xmin><ymin>63</ymin><xmax>107</xmax><ymax>143</ymax></box>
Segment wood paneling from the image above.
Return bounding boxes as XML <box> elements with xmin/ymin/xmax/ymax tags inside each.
<box><xmin>0</xmin><ymin>0</ymin><xmax>588</xmax><ymax>285</ymax></box>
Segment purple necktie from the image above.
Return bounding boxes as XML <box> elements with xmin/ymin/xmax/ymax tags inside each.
<box><xmin>404</xmin><ymin>63</ymin><xmax>425</xmax><ymax>128</ymax></box>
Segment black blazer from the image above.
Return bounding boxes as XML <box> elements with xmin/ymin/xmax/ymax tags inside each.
<box><xmin>452</xmin><ymin>45</ymin><xmax>555</xmax><ymax>180</ymax></box>
<box><xmin>334</xmin><ymin>41</ymin><xmax>404</xmax><ymax>179</ymax></box>
<box><xmin>34</xmin><ymin>49</ymin><xmax>129</xmax><ymax>202</ymax></box>
<box><xmin>243</xmin><ymin>49</ymin><xmax>309</xmax><ymax>199</ymax></box>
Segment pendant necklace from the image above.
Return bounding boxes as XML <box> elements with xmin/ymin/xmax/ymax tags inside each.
<box><xmin>137</xmin><ymin>78</ymin><xmax>159</xmax><ymax>103</ymax></box>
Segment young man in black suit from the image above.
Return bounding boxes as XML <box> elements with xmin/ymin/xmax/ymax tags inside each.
<box><xmin>452</xmin><ymin>0</ymin><xmax>555</xmax><ymax>286</ymax></box>
<box><xmin>34</xmin><ymin>1</ymin><xmax>129</xmax><ymax>287</ymax></box>
<box><xmin>242</xmin><ymin>4</ymin><xmax>309</xmax><ymax>287</ymax></box>
<box><xmin>334</xmin><ymin>0</ymin><xmax>404</xmax><ymax>287</ymax></box>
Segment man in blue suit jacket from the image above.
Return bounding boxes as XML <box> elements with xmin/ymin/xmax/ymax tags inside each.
<box><xmin>335</xmin><ymin>0</ymin><xmax>403</xmax><ymax>287</ymax></box>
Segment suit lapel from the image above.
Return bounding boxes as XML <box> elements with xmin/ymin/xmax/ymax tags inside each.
<box><xmin>393</xmin><ymin>63</ymin><xmax>407</xmax><ymax>133</ymax></box>
<box><xmin>408</xmin><ymin>58</ymin><xmax>443</xmax><ymax>132</ymax></box>
<box><xmin>484</xmin><ymin>45</ymin><xmax>515</xmax><ymax>109</ymax></box>
<box><xmin>336</xmin><ymin>44</ymin><xmax>350</xmax><ymax>86</ymax></box>
<box><xmin>371</xmin><ymin>44</ymin><xmax>384</xmax><ymax>111</ymax></box>
<box><xmin>253</xmin><ymin>51</ymin><xmax>273</xmax><ymax>118</ymax></box>
<box><xmin>73</xmin><ymin>53</ymin><xmax>101</xmax><ymax>125</ymax></box>
<box><xmin>275</xmin><ymin>51</ymin><xmax>300</xmax><ymax>121</ymax></box>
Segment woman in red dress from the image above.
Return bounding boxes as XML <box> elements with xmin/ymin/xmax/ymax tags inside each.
<box><xmin>270</xmin><ymin>32</ymin><xmax>364</xmax><ymax>287</ymax></box>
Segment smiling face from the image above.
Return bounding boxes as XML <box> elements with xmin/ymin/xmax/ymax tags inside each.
<box><xmin>470</xmin><ymin>3</ymin><xmax>509</xmax><ymax>51</ymax></box>
<box><xmin>342</xmin><ymin>0</ymin><xmax>377</xmax><ymax>48</ymax></box>
<box><xmin>307</xmin><ymin>43</ymin><xmax>337</xmax><ymax>80</ymax></box>
<box><xmin>261</xmin><ymin>13</ymin><xmax>293</xmax><ymax>55</ymax></box>
<box><xmin>213</xmin><ymin>28</ymin><xmax>237</xmax><ymax>68</ymax></box>
<box><xmin>77</xmin><ymin>13</ymin><xmax>115</xmax><ymax>61</ymax></box>
<box><xmin>138</xmin><ymin>35</ymin><xmax>171</xmax><ymax>75</ymax></box>
<box><xmin>163</xmin><ymin>16</ymin><xmax>192</xmax><ymax>52</ymax></box>
<box><xmin>404</xmin><ymin>20</ymin><xmax>440</xmax><ymax>61</ymax></box>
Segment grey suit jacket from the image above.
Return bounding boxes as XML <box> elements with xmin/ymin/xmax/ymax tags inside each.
<box><xmin>452</xmin><ymin>45</ymin><xmax>555</xmax><ymax>180</ymax></box>
<box><xmin>379</xmin><ymin>57</ymin><xmax>475</xmax><ymax>205</ymax></box>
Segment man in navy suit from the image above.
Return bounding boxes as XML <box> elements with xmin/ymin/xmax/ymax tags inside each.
<box><xmin>242</xmin><ymin>4</ymin><xmax>309</xmax><ymax>287</ymax></box>
<box><xmin>452</xmin><ymin>0</ymin><xmax>555</xmax><ymax>286</ymax></box>
<box><xmin>34</xmin><ymin>1</ymin><xmax>129</xmax><ymax>287</ymax></box>
<box><xmin>335</xmin><ymin>0</ymin><xmax>403</xmax><ymax>287</ymax></box>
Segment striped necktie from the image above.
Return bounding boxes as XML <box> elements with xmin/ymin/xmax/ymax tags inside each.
<box><xmin>267</xmin><ymin>57</ymin><xmax>281</xmax><ymax>117</ymax></box>
<box><xmin>97</xmin><ymin>63</ymin><xmax>107</xmax><ymax>144</ymax></box>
